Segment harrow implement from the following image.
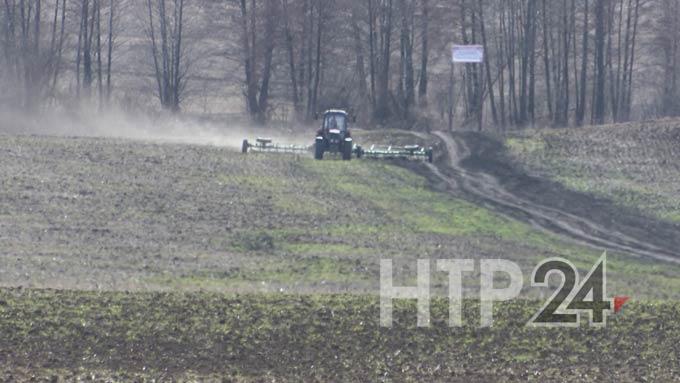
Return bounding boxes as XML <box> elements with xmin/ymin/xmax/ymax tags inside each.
<box><xmin>242</xmin><ymin>108</ymin><xmax>434</xmax><ymax>163</ymax></box>
<box><xmin>242</xmin><ymin>138</ymin><xmax>312</xmax><ymax>154</ymax></box>
<box><xmin>242</xmin><ymin>137</ymin><xmax>434</xmax><ymax>163</ymax></box>
<box><xmin>356</xmin><ymin>144</ymin><xmax>433</xmax><ymax>163</ymax></box>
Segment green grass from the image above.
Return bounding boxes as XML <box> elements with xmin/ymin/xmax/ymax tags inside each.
<box><xmin>505</xmin><ymin>136</ymin><xmax>547</xmax><ymax>156</ymax></box>
<box><xmin>505</xmin><ymin>124</ymin><xmax>680</xmax><ymax>223</ymax></box>
<box><xmin>1</xmin><ymin>288</ymin><xmax>679</xmax><ymax>382</ymax></box>
<box><xmin>2</xmin><ymin>134</ymin><xmax>680</xmax><ymax>298</ymax></box>
<box><xmin>206</xmin><ymin>156</ymin><xmax>680</xmax><ymax>298</ymax></box>
<box><xmin>206</xmin><ymin>158</ymin><xmax>561</xmax><ymax>290</ymax></box>
<box><xmin>222</xmin><ymin>157</ymin><xmax>545</xmax><ymax>249</ymax></box>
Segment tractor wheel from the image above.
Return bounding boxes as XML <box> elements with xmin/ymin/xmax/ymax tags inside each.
<box><xmin>314</xmin><ymin>140</ymin><xmax>324</xmax><ymax>160</ymax></box>
<box><xmin>355</xmin><ymin>145</ymin><xmax>363</xmax><ymax>159</ymax></box>
<box><xmin>427</xmin><ymin>148</ymin><xmax>434</xmax><ymax>163</ymax></box>
<box><xmin>242</xmin><ymin>139</ymin><xmax>249</xmax><ymax>154</ymax></box>
<box><xmin>342</xmin><ymin>141</ymin><xmax>352</xmax><ymax>161</ymax></box>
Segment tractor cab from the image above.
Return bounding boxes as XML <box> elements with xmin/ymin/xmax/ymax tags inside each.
<box><xmin>315</xmin><ymin>109</ymin><xmax>354</xmax><ymax>161</ymax></box>
<box><xmin>319</xmin><ymin>110</ymin><xmax>351</xmax><ymax>136</ymax></box>
<box><xmin>323</xmin><ymin>112</ymin><xmax>348</xmax><ymax>134</ymax></box>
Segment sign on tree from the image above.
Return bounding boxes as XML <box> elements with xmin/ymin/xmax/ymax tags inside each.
<box><xmin>452</xmin><ymin>45</ymin><xmax>484</xmax><ymax>63</ymax></box>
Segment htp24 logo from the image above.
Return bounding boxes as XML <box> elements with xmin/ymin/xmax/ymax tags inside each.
<box><xmin>380</xmin><ymin>253</ymin><xmax>630</xmax><ymax>328</ymax></box>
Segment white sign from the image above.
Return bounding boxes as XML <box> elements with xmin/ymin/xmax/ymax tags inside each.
<box><xmin>452</xmin><ymin>45</ymin><xmax>484</xmax><ymax>63</ymax></box>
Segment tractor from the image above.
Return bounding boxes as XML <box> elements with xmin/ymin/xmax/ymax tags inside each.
<box><xmin>241</xmin><ymin>108</ymin><xmax>434</xmax><ymax>163</ymax></box>
<box><xmin>314</xmin><ymin>109</ymin><xmax>355</xmax><ymax>161</ymax></box>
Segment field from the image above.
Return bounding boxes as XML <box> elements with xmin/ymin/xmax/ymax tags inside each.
<box><xmin>505</xmin><ymin>119</ymin><xmax>680</xmax><ymax>224</ymax></box>
<box><xmin>1</xmin><ymin>122</ymin><xmax>680</xmax><ymax>381</ymax></box>
<box><xmin>2</xmin><ymin>289</ymin><xmax>679</xmax><ymax>382</ymax></box>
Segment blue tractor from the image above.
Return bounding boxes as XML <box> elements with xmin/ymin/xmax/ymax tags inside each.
<box><xmin>314</xmin><ymin>110</ymin><xmax>355</xmax><ymax>161</ymax></box>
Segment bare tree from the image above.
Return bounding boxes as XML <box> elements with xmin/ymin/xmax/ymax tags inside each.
<box><xmin>576</xmin><ymin>0</ymin><xmax>589</xmax><ymax>126</ymax></box>
<box><xmin>398</xmin><ymin>0</ymin><xmax>415</xmax><ymax>117</ymax></box>
<box><xmin>1</xmin><ymin>0</ymin><xmax>66</xmax><ymax>110</ymax></box>
<box><xmin>592</xmin><ymin>0</ymin><xmax>606</xmax><ymax>124</ymax></box>
<box><xmin>350</xmin><ymin>0</ymin><xmax>369</xmax><ymax>115</ymax></box>
<box><xmin>307</xmin><ymin>0</ymin><xmax>323</xmax><ymax>119</ymax></box>
<box><xmin>374</xmin><ymin>0</ymin><xmax>393</xmax><ymax>121</ymax></box>
<box><xmin>106</xmin><ymin>0</ymin><xmax>117</xmax><ymax>101</ymax></box>
<box><xmin>282</xmin><ymin>0</ymin><xmax>300</xmax><ymax>115</ymax></box>
<box><xmin>236</xmin><ymin>0</ymin><xmax>278</xmax><ymax>123</ymax></box>
<box><xmin>479</xmin><ymin>0</ymin><xmax>498</xmax><ymax>126</ymax></box>
<box><xmin>146</xmin><ymin>0</ymin><xmax>187</xmax><ymax>112</ymax></box>
<box><xmin>0</xmin><ymin>0</ymin><xmax>665</xmax><ymax>128</ymax></box>
<box><xmin>75</xmin><ymin>0</ymin><xmax>97</xmax><ymax>98</ymax></box>
<box><xmin>417</xmin><ymin>0</ymin><xmax>428</xmax><ymax>106</ymax></box>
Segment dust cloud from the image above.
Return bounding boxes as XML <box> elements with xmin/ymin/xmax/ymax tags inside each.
<box><xmin>0</xmin><ymin>106</ymin><xmax>315</xmax><ymax>150</ymax></box>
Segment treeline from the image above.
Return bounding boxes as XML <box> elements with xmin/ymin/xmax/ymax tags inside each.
<box><xmin>1</xmin><ymin>0</ymin><xmax>119</xmax><ymax>111</ymax></box>
<box><xmin>0</xmin><ymin>0</ymin><xmax>676</xmax><ymax>130</ymax></box>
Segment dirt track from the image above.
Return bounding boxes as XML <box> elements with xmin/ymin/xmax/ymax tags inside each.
<box><xmin>425</xmin><ymin>130</ymin><xmax>680</xmax><ymax>264</ymax></box>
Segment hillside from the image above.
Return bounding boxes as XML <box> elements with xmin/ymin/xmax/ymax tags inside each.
<box><xmin>505</xmin><ymin>119</ymin><xmax>680</xmax><ymax>224</ymax></box>
<box><xmin>1</xmin><ymin>126</ymin><xmax>680</xmax><ymax>381</ymax></box>
<box><xmin>2</xmin><ymin>133</ymin><xmax>678</xmax><ymax>297</ymax></box>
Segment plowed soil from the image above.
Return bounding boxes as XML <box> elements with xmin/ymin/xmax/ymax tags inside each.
<box><xmin>2</xmin><ymin>121</ymin><xmax>680</xmax><ymax>382</ymax></box>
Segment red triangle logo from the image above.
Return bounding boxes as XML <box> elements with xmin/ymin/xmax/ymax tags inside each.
<box><xmin>614</xmin><ymin>296</ymin><xmax>630</xmax><ymax>313</ymax></box>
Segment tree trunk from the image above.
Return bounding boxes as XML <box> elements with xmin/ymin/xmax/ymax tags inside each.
<box><xmin>147</xmin><ymin>0</ymin><xmax>185</xmax><ymax>112</ymax></box>
<box><xmin>623</xmin><ymin>0</ymin><xmax>639</xmax><ymax>120</ymax></box>
<box><xmin>257</xmin><ymin>0</ymin><xmax>275</xmax><ymax>122</ymax></box>
<box><xmin>282</xmin><ymin>0</ymin><xmax>300</xmax><ymax>115</ymax></box>
<box><xmin>368</xmin><ymin>0</ymin><xmax>376</xmax><ymax>110</ymax></box>
<box><xmin>106</xmin><ymin>0</ymin><xmax>114</xmax><ymax>101</ymax></box>
<box><xmin>576</xmin><ymin>0</ymin><xmax>589</xmax><ymax>126</ymax></box>
<box><xmin>479</xmin><ymin>0</ymin><xmax>498</xmax><ymax>126</ymax></box>
<box><xmin>309</xmin><ymin>1</ymin><xmax>323</xmax><ymax>119</ymax></box>
<box><xmin>417</xmin><ymin>0</ymin><xmax>428</xmax><ymax>106</ymax></box>
<box><xmin>374</xmin><ymin>0</ymin><xmax>393</xmax><ymax>121</ymax></box>
<box><xmin>399</xmin><ymin>0</ymin><xmax>414</xmax><ymax>118</ymax></box>
<box><xmin>560</xmin><ymin>0</ymin><xmax>570</xmax><ymax>127</ymax></box>
<box><xmin>540</xmin><ymin>0</ymin><xmax>553</xmax><ymax>122</ymax></box>
<box><xmin>350</xmin><ymin>1</ymin><xmax>368</xmax><ymax>109</ymax></box>
<box><xmin>96</xmin><ymin>0</ymin><xmax>103</xmax><ymax>107</ymax></box>
<box><xmin>593</xmin><ymin>0</ymin><xmax>606</xmax><ymax>125</ymax></box>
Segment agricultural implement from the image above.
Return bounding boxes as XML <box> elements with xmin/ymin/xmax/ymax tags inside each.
<box><xmin>241</xmin><ymin>109</ymin><xmax>434</xmax><ymax>163</ymax></box>
<box><xmin>355</xmin><ymin>144</ymin><xmax>433</xmax><ymax>163</ymax></box>
<box><xmin>241</xmin><ymin>138</ymin><xmax>311</xmax><ymax>155</ymax></box>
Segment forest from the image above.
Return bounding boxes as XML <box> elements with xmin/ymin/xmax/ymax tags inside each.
<box><xmin>1</xmin><ymin>0</ymin><xmax>678</xmax><ymax>130</ymax></box>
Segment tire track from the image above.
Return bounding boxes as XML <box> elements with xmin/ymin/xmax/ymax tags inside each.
<box><xmin>427</xmin><ymin>130</ymin><xmax>680</xmax><ymax>264</ymax></box>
